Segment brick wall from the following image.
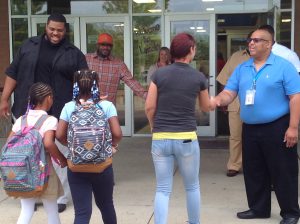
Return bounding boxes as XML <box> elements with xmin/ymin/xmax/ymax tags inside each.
<box><xmin>0</xmin><ymin>0</ymin><xmax>9</xmax><ymax>89</ymax></box>
<box><xmin>0</xmin><ymin>1</ymin><xmax>12</xmax><ymax>137</ymax></box>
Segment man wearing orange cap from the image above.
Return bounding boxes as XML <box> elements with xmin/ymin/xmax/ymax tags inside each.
<box><xmin>85</xmin><ymin>33</ymin><xmax>147</xmax><ymax>105</ymax></box>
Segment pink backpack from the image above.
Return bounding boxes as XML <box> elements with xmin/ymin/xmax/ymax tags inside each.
<box><xmin>0</xmin><ymin>115</ymin><xmax>49</xmax><ymax>198</ymax></box>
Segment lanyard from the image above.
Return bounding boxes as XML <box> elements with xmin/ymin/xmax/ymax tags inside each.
<box><xmin>252</xmin><ymin>65</ymin><xmax>267</xmax><ymax>90</ymax></box>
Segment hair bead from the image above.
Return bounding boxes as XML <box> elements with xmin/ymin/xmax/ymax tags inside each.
<box><xmin>73</xmin><ymin>82</ymin><xmax>79</xmax><ymax>100</ymax></box>
<box><xmin>73</xmin><ymin>69</ymin><xmax>100</xmax><ymax>104</ymax></box>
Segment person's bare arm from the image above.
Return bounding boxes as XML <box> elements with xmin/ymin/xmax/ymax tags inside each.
<box><xmin>108</xmin><ymin>116</ymin><xmax>122</xmax><ymax>153</ymax></box>
<box><xmin>211</xmin><ymin>89</ymin><xmax>237</xmax><ymax>109</ymax></box>
<box><xmin>55</xmin><ymin>119</ymin><xmax>68</xmax><ymax>146</ymax></box>
<box><xmin>44</xmin><ymin>130</ymin><xmax>67</xmax><ymax>167</ymax></box>
<box><xmin>145</xmin><ymin>82</ymin><xmax>158</xmax><ymax>132</ymax></box>
<box><xmin>120</xmin><ymin>62</ymin><xmax>148</xmax><ymax>100</ymax></box>
<box><xmin>0</xmin><ymin>76</ymin><xmax>17</xmax><ymax>118</ymax></box>
<box><xmin>198</xmin><ymin>89</ymin><xmax>210</xmax><ymax>112</ymax></box>
<box><xmin>284</xmin><ymin>93</ymin><xmax>300</xmax><ymax>148</ymax></box>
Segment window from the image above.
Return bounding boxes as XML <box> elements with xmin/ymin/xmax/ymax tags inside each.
<box><xmin>11</xmin><ymin>18</ymin><xmax>28</xmax><ymax>57</ymax></box>
<box><xmin>10</xmin><ymin>0</ymin><xmax>27</xmax><ymax>15</ymax></box>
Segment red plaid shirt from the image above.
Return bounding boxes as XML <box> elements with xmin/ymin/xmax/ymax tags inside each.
<box><xmin>86</xmin><ymin>53</ymin><xmax>147</xmax><ymax>105</ymax></box>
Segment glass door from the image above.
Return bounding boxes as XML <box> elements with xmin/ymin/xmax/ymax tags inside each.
<box><xmin>80</xmin><ymin>17</ymin><xmax>131</xmax><ymax>136</ymax></box>
<box><xmin>226</xmin><ymin>31</ymin><xmax>250</xmax><ymax>59</ymax></box>
<box><xmin>165</xmin><ymin>15</ymin><xmax>216</xmax><ymax>136</ymax></box>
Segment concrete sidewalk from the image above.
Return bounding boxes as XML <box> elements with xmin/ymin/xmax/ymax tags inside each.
<box><xmin>0</xmin><ymin>137</ymin><xmax>290</xmax><ymax>223</ymax></box>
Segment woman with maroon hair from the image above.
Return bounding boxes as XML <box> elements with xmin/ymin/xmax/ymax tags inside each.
<box><xmin>145</xmin><ymin>33</ymin><xmax>211</xmax><ymax>224</ymax></box>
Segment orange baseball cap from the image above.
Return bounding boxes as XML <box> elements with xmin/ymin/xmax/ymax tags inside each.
<box><xmin>97</xmin><ymin>33</ymin><xmax>113</xmax><ymax>45</ymax></box>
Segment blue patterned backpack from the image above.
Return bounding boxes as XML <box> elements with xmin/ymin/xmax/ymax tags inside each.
<box><xmin>0</xmin><ymin>115</ymin><xmax>49</xmax><ymax>198</ymax></box>
<box><xmin>67</xmin><ymin>102</ymin><xmax>113</xmax><ymax>173</ymax></box>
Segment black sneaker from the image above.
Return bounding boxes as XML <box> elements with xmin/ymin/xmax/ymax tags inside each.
<box><xmin>58</xmin><ymin>203</ymin><xmax>67</xmax><ymax>213</ymax></box>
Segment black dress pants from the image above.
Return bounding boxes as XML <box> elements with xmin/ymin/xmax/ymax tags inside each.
<box><xmin>242</xmin><ymin>114</ymin><xmax>300</xmax><ymax>218</ymax></box>
<box><xmin>68</xmin><ymin>166</ymin><xmax>117</xmax><ymax>224</ymax></box>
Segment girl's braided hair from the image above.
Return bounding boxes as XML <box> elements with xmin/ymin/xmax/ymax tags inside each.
<box><xmin>26</xmin><ymin>82</ymin><xmax>53</xmax><ymax>113</ymax></box>
<box><xmin>73</xmin><ymin>69</ymin><xmax>100</xmax><ymax>105</ymax></box>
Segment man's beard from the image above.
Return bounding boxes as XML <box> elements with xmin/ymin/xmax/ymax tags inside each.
<box><xmin>97</xmin><ymin>49</ymin><xmax>110</xmax><ymax>58</ymax></box>
<box><xmin>44</xmin><ymin>33</ymin><xmax>64</xmax><ymax>46</ymax></box>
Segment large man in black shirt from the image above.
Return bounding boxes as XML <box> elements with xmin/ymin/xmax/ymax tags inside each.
<box><xmin>0</xmin><ymin>13</ymin><xmax>88</xmax><ymax>213</ymax></box>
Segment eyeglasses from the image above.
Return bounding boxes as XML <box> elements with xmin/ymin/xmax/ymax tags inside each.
<box><xmin>246</xmin><ymin>38</ymin><xmax>269</xmax><ymax>44</ymax></box>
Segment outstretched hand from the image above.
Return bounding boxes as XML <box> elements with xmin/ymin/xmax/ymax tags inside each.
<box><xmin>0</xmin><ymin>100</ymin><xmax>10</xmax><ymax>119</ymax></box>
<box><xmin>209</xmin><ymin>96</ymin><xmax>221</xmax><ymax>111</ymax></box>
<box><xmin>52</xmin><ymin>156</ymin><xmax>67</xmax><ymax>168</ymax></box>
<box><xmin>59</xmin><ymin>157</ymin><xmax>68</xmax><ymax>168</ymax></box>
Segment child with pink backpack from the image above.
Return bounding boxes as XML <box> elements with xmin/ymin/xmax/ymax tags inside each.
<box><xmin>1</xmin><ymin>82</ymin><xmax>67</xmax><ymax>224</ymax></box>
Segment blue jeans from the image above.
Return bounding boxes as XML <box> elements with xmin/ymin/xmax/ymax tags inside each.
<box><xmin>67</xmin><ymin>166</ymin><xmax>116</xmax><ymax>224</ymax></box>
<box><xmin>151</xmin><ymin>139</ymin><xmax>200</xmax><ymax>224</ymax></box>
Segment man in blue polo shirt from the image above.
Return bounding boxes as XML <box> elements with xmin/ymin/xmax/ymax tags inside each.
<box><xmin>211</xmin><ymin>27</ymin><xmax>300</xmax><ymax>224</ymax></box>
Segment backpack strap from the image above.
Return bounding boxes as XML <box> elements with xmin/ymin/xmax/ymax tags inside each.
<box><xmin>95</xmin><ymin>102</ymin><xmax>109</xmax><ymax>121</ymax></box>
<box><xmin>21</xmin><ymin>115</ymin><xmax>28</xmax><ymax>131</ymax></box>
<box><xmin>33</xmin><ymin>114</ymin><xmax>49</xmax><ymax>130</ymax></box>
<box><xmin>95</xmin><ymin>102</ymin><xmax>104</xmax><ymax>111</ymax></box>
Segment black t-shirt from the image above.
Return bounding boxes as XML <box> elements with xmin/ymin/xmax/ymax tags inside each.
<box><xmin>151</xmin><ymin>62</ymin><xmax>208</xmax><ymax>132</ymax></box>
<box><xmin>34</xmin><ymin>36</ymin><xmax>63</xmax><ymax>84</ymax></box>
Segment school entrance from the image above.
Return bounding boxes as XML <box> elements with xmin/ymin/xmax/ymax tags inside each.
<box><xmin>1</xmin><ymin>0</ymin><xmax>296</xmax><ymax>137</ymax></box>
<box><xmin>30</xmin><ymin>14</ymin><xmax>216</xmax><ymax>136</ymax></box>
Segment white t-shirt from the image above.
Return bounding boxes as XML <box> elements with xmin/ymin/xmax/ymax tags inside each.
<box><xmin>272</xmin><ymin>42</ymin><xmax>300</xmax><ymax>72</ymax></box>
<box><xmin>12</xmin><ymin>110</ymin><xmax>57</xmax><ymax>137</ymax></box>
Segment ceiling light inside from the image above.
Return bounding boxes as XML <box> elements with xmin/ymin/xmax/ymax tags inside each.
<box><xmin>206</xmin><ymin>8</ymin><xmax>215</xmax><ymax>11</ymax></box>
<box><xmin>202</xmin><ymin>0</ymin><xmax>223</xmax><ymax>2</ymax></box>
<box><xmin>148</xmin><ymin>9</ymin><xmax>162</xmax><ymax>12</ymax></box>
<box><xmin>282</xmin><ymin>19</ymin><xmax>291</xmax><ymax>23</ymax></box>
<box><xmin>133</xmin><ymin>0</ymin><xmax>155</xmax><ymax>3</ymax></box>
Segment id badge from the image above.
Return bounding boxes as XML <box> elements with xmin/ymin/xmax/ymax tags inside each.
<box><xmin>245</xmin><ymin>89</ymin><xmax>255</xmax><ymax>105</ymax></box>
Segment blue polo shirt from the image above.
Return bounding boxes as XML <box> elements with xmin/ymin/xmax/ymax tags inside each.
<box><xmin>225</xmin><ymin>52</ymin><xmax>300</xmax><ymax>124</ymax></box>
<box><xmin>60</xmin><ymin>100</ymin><xmax>117</xmax><ymax>122</ymax></box>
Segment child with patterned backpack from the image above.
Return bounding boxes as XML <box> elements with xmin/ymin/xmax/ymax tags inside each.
<box><xmin>56</xmin><ymin>69</ymin><xmax>122</xmax><ymax>224</ymax></box>
<box><xmin>1</xmin><ymin>82</ymin><xmax>67</xmax><ymax>224</ymax></box>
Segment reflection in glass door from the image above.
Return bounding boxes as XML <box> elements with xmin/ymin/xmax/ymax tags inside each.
<box><xmin>165</xmin><ymin>15</ymin><xmax>216</xmax><ymax>136</ymax></box>
<box><xmin>227</xmin><ymin>32</ymin><xmax>249</xmax><ymax>59</ymax></box>
<box><xmin>132</xmin><ymin>16</ymin><xmax>162</xmax><ymax>135</ymax></box>
<box><xmin>80</xmin><ymin>17</ymin><xmax>131</xmax><ymax>136</ymax></box>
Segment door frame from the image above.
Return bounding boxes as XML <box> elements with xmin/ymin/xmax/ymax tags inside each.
<box><xmin>165</xmin><ymin>14</ymin><xmax>216</xmax><ymax>136</ymax></box>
